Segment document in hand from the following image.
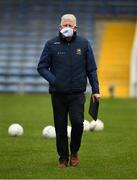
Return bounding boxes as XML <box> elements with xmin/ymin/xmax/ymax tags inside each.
<box><xmin>89</xmin><ymin>97</ymin><xmax>99</xmax><ymax>121</ymax></box>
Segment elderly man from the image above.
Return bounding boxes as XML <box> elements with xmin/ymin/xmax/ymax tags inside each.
<box><xmin>37</xmin><ymin>14</ymin><xmax>100</xmax><ymax>168</ymax></box>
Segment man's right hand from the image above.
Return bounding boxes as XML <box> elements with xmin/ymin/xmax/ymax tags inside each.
<box><xmin>92</xmin><ymin>93</ymin><xmax>100</xmax><ymax>102</ymax></box>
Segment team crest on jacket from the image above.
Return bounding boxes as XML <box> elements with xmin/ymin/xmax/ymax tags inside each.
<box><xmin>76</xmin><ymin>48</ymin><xmax>82</xmax><ymax>55</ymax></box>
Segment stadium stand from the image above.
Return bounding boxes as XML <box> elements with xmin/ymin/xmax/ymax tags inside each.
<box><xmin>98</xmin><ymin>22</ymin><xmax>135</xmax><ymax>97</ymax></box>
<box><xmin>0</xmin><ymin>0</ymin><xmax>136</xmax><ymax>94</ymax></box>
<box><xmin>130</xmin><ymin>24</ymin><xmax>137</xmax><ymax>97</ymax></box>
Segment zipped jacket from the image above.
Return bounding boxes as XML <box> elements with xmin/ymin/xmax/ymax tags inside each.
<box><xmin>37</xmin><ymin>33</ymin><xmax>99</xmax><ymax>94</ymax></box>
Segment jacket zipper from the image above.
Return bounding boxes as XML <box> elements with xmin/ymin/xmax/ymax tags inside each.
<box><xmin>68</xmin><ymin>42</ymin><xmax>72</xmax><ymax>93</ymax></box>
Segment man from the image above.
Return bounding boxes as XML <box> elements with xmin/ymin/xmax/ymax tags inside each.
<box><xmin>37</xmin><ymin>14</ymin><xmax>100</xmax><ymax>168</ymax></box>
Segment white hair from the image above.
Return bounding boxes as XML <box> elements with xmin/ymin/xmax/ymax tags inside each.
<box><xmin>61</xmin><ymin>14</ymin><xmax>77</xmax><ymax>26</ymax></box>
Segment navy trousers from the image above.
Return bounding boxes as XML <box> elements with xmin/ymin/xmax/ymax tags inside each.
<box><xmin>51</xmin><ymin>93</ymin><xmax>85</xmax><ymax>162</ymax></box>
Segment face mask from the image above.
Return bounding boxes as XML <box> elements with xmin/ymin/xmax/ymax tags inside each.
<box><xmin>60</xmin><ymin>27</ymin><xmax>74</xmax><ymax>37</ymax></box>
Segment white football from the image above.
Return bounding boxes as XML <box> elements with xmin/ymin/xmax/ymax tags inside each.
<box><xmin>67</xmin><ymin>126</ymin><xmax>71</xmax><ymax>138</ymax></box>
<box><xmin>94</xmin><ymin>119</ymin><xmax>104</xmax><ymax>131</ymax></box>
<box><xmin>42</xmin><ymin>126</ymin><xmax>56</xmax><ymax>138</ymax></box>
<box><xmin>8</xmin><ymin>123</ymin><xmax>24</xmax><ymax>137</ymax></box>
<box><xmin>83</xmin><ymin>120</ymin><xmax>90</xmax><ymax>131</ymax></box>
<box><xmin>89</xmin><ymin>120</ymin><xmax>97</xmax><ymax>131</ymax></box>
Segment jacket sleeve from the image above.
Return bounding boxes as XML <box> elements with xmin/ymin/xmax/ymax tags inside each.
<box><xmin>37</xmin><ymin>42</ymin><xmax>56</xmax><ymax>85</ymax></box>
<box><xmin>86</xmin><ymin>41</ymin><xmax>100</xmax><ymax>94</ymax></box>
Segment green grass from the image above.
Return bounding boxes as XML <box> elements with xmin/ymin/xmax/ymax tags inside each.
<box><xmin>0</xmin><ymin>94</ymin><xmax>137</xmax><ymax>179</ymax></box>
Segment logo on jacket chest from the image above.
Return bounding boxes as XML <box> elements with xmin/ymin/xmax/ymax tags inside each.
<box><xmin>76</xmin><ymin>48</ymin><xmax>82</xmax><ymax>55</ymax></box>
<box><xmin>57</xmin><ymin>51</ymin><xmax>66</xmax><ymax>55</ymax></box>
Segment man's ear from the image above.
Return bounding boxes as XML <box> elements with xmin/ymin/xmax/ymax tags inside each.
<box><xmin>59</xmin><ymin>25</ymin><xmax>62</xmax><ymax>30</ymax></box>
<box><xmin>74</xmin><ymin>26</ymin><xmax>78</xmax><ymax>32</ymax></box>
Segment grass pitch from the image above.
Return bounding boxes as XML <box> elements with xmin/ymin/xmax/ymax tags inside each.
<box><xmin>0</xmin><ymin>94</ymin><xmax>137</xmax><ymax>179</ymax></box>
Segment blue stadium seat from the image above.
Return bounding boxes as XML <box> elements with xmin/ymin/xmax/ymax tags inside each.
<box><xmin>0</xmin><ymin>0</ymin><xmax>136</xmax><ymax>93</ymax></box>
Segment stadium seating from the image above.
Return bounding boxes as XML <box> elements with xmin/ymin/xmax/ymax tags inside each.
<box><xmin>98</xmin><ymin>22</ymin><xmax>135</xmax><ymax>97</ymax></box>
<box><xmin>0</xmin><ymin>0</ymin><xmax>136</xmax><ymax>93</ymax></box>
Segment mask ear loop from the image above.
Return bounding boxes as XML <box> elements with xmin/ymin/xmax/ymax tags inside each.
<box><xmin>59</xmin><ymin>25</ymin><xmax>62</xmax><ymax>30</ymax></box>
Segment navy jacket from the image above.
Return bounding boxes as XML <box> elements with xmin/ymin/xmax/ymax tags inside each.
<box><xmin>37</xmin><ymin>33</ymin><xmax>99</xmax><ymax>94</ymax></box>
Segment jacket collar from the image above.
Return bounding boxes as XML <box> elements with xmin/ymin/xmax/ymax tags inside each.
<box><xmin>59</xmin><ymin>31</ymin><xmax>77</xmax><ymax>43</ymax></box>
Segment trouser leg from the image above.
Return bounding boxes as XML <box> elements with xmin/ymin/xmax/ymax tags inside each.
<box><xmin>51</xmin><ymin>94</ymin><xmax>69</xmax><ymax>162</ymax></box>
<box><xmin>68</xmin><ymin>93</ymin><xmax>85</xmax><ymax>154</ymax></box>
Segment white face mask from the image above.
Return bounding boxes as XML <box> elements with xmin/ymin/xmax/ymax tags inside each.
<box><xmin>60</xmin><ymin>27</ymin><xmax>74</xmax><ymax>37</ymax></box>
